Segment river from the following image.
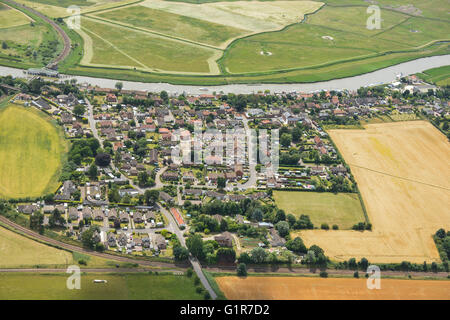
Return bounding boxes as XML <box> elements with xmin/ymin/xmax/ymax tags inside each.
<box><xmin>0</xmin><ymin>55</ymin><xmax>449</xmax><ymax>94</ymax></box>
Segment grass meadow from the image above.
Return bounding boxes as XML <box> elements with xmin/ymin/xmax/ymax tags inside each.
<box><xmin>0</xmin><ymin>273</ymin><xmax>204</xmax><ymax>299</ymax></box>
<box><xmin>273</xmin><ymin>191</ymin><xmax>366</xmax><ymax>229</ymax></box>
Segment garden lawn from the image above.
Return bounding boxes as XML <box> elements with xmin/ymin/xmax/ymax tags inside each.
<box><xmin>273</xmin><ymin>191</ymin><xmax>365</xmax><ymax>229</ymax></box>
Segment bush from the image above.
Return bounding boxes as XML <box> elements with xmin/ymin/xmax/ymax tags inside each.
<box><xmin>78</xmin><ymin>259</ymin><xmax>87</xmax><ymax>266</ymax></box>
<box><xmin>319</xmin><ymin>271</ymin><xmax>328</xmax><ymax>278</ymax></box>
<box><xmin>195</xmin><ymin>286</ymin><xmax>203</xmax><ymax>294</ymax></box>
<box><xmin>237</xmin><ymin>263</ymin><xmax>247</xmax><ymax>277</ymax></box>
<box><xmin>332</xmin><ymin>224</ymin><xmax>339</xmax><ymax>230</ymax></box>
<box><xmin>321</xmin><ymin>223</ymin><xmax>329</xmax><ymax>230</ymax></box>
<box><xmin>204</xmin><ymin>291</ymin><xmax>211</xmax><ymax>300</ymax></box>
<box><xmin>186</xmin><ymin>268</ymin><xmax>193</xmax><ymax>277</ymax></box>
<box><xmin>353</xmin><ymin>271</ymin><xmax>359</xmax><ymax>278</ymax></box>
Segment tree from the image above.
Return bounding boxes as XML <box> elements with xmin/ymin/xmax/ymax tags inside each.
<box><xmin>286</xmin><ymin>237</ymin><xmax>307</xmax><ymax>254</ymax></box>
<box><xmin>220</xmin><ymin>219</ymin><xmax>228</xmax><ymax>232</ymax></box>
<box><xmin>88</xmin><ymin>164</ymin><xmax>98</xmax><ymax>180</ymax></box>
<box><xmin>186</xmin><ymin>234</ymin><xmax>205</xmax><ymax>260</ymax></box>
<box><xmin>274</xmin><ymin>209</ymin><xmax>286</xmax><ymax>223</ymax></box>
<box><xmin>49</xmin><ymin>208</ymin><xmax>65</xmax><ymax>227</ymax></box>
<box><xmin>144</xmin><ymin>189</ymin><xmax>159</xmax><ymax>206</ymax></box>
<box><xmin>115</xmin><ymin>82</ymin><xmax>123</xmax><ymax>91</ymax></box>
<box><xmin>275</xmin><ymin>221</ymin><xmax>290</xmax><ymax>237</ymax></box>
<box><xmin>1</xmin><ymin>41</ymin><xmax>7</xmax><ymax>50</ymax></box>
<box><xmin>435</xmin><ymin>228</ymin><xmax>446</xmax><ymax>239</ymax></box>
<box><xmin>138</xmin><ymin>171</ymin><xmax>150</xmax><ymax>187</ymax></box>
<box><xmin>95</xmin><ymin>152</ymin><xmax>111</xmax><ymax>167</ymax></box>
<box><xmin>216</xmin><ymin>248</ymin><xmax>236</xmax><ymax>263</ymax></box>
<box><xmin>73</xmin><ymin>104</ymin><xmax>85</xmax><ymax>117</ymax></box>
<box><xmin>29</xmin><ymin>212</ymin><xmax>44</xmax><ymax>234</ymax></box>
<box><xmin>287</xmin><ymin>214</ymin><xmax>296</xmax><ymax>227</ymax></box>
<box><xmin>280</xmin><ymin>133</ymin><xmax>292</xmax><ymax>148</ymax></box>
<box><xmin>321</xmin><ymin>223</ymin><xmax>330</xmax><ymax>230</ymax></box>
<box><xmin>81</xmin><ymin>226</ymin><xmax>100</xmax><ymax>249</ymax></box>
<box><xmin>237</xmin><ymin>263</ymin><xmax>247</xmax><ymax>277</ymax></box>
<box><xmin>250</xmin><ymin>247</ymin><xmax>267</xmax><ymax>264</ymax></box>
<box><xmin>251</xmin><ymin>208</ymin><xmax>263</xmax><ymax>222</ymax></box>
<box><xmin>217</xmin><ymin>177</ymin><xmax>226</xmax><ymax>189</ymax></box>
<box><xmin>160</xmin><ymin>90</ymin><xmax>168</xmax><ymax>103</ymax></box>
<box><xmin>348</xmin><ymin>258</ymin><xmax>357</xmax><ymax>270</ymax></box>
<box><xmin>173</xmin><ymin>245</ymin><xmax>189</xmax><ymax>261</ymax></box>
<box><xmin>359</xmin><ymin>257</ymin><xmax>369</xmax><ymax>270</ymax></box>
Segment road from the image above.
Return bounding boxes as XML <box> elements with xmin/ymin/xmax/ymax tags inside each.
<box><xmin>4</xmin><ymin>0</ymin><xmax>71</xmax><ymax>69</ymax></box>
<box><xmin>0</xmin><ymin>216</ymin><xmax>183</xmax><ymax>270</ymax></box>
<box><xmin>159</xmin><ymin>205</ymin><xmax>218</xmax><ymax>300</ymax></box>
<box><xmin>236</xmin><ymin>117</ymin><xmax>257</xmax><ymax>190</ymax></box>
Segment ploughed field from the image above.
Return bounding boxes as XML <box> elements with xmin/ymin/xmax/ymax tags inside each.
<box><xmin>216</xmin><ymin>276</ymin><xmax>450</xmax><ymax>300</ymax></box>
<box><xmin>298</xmin><ymin>121</ymin><xmax>450</xmax><ymax>263</ymax></box>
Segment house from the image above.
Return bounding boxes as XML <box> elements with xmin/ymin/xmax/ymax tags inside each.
<box><xmin>17</xmin><ymin>204</ymin><xmax>39</xmax><ymax>214</ymax></box>
<box><xmin>154</xmin><ymin>234</ymin><xmax>167</xmax><ymax>250</ymax></box>
<box><xmin>159</xmin><ymin>191</ymin><xmax>173</xmax><ymax>204</ymax></box>
<box><xmin>119</xmin><ymin>211</ymin><xmax>129</xmax><ymax>223</ymax></box>
<box><xmin>108</xmin><ymin>208</ymin><xmax>118</xmax><ymax>221</ymax></box>
<box><xmin>182</xmin><ymin>171</ymin><xmax>195</xmax><ymax>182</ymax></box>
<box><xmin>82</xmin><ymin>207</ymin><xmax>92</xmax><ymax>220</ymax></box>
<box><xmin>148</xmin><ymin>149</ymin><xmax>158</xmax><ymax>164</ymax></box>
<box><xmin>269</xmin><ymin>229</ymin><xmax>286</xmax><ymax>247</ymax></box>
<box><xmin>118</xmin><ymin>233</ymin><xmax>128</xmax><ymax>246</ymax></box>
<box><xmin>142</xmin><ymin>236</ymin><xmax>151</xmax><ymax>248</ymax></box>
<box><xmin>107</xmin><ymin>233</ymin><xmax>117</xmax><ymax>247</ymax></box>
<box><xmin>106</xmin><ymin>93</ymin><xmax>117</xmax><ymax>103</ymax></box>
<box><xmin>55</xmin><ymin>180</ymin><xmax>78</xmax><ymax>200</ymax></box>
<box><xmin>214</xmin><ymin>231</ymin><xmax>233</xmax><ymax>247</ymax></box>
<box><xmin>93</xmin><ymin>208</ymin><xmax>104</xmax><ymax>221</ymax></box>
<box><xmin>68</xmin><ymin>207</ymin><xmax>79</xmax><ymax>221</ymax></box>
<box><xmin>161</xmin><ymin>170</ymin><xmax>179</xmax><ymax>181</ymax></box>
<box><xmin>133</xmin><ymin>211</ymin><xmax>144</xmax><ymax>223</ymax></box>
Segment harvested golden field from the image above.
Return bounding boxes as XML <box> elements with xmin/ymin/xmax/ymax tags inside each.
<box><xmin>216</xmin><ymin>276</ymin><xmax>450</xmax><ymax>300</ymax></box>
<box><xmin>298</xmin><ymin>121</ymin><xmax>450</xmax><ymax>263</ymax></box>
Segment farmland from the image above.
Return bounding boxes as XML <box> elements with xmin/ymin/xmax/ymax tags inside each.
<box><xmin>216</xmin><ymin>276</ymin><xmax>450</xmax><ymax>300</ymax></box>
<box><xmin>298</xmin><ymin>121</ymin><xmax>450</xmax><ymax>263</ymax></box>
<box><xmin>0</xmin><ymin>226</ymin><xmax>72</xmax><ymax>267</ymax></box>
<box><xmin>0</xmin><ymin>102</ymin><xmax>68</xmax><ymax>199</ymax></box>
<box><xmin>273</xmin><ymin>191</ymin><xmax>366</xmax><ymax>229</ymax></box>
<box><xmin>0</xmin><ymin>273</ymin><xmax>204</xmax><ymax>299</ymax></box>
<box><xmin>2</xmin><ymin>0</ymin><xmax>446</xmax><ymax>83</ymax></box>
<box><xmin>0</xmin><ymin>3</ymin><xmax>32</xmax><ymax>28</ymax></box>
<box><xmin>416</xmin><ymin>65</ymin><xmax>450</xmax><ymax>86</ymax></box>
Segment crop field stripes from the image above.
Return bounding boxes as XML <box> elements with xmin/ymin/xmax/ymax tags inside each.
<box><xmin>347</xmin><ymin>163</ymin><xmax>450</xmax><ymax>191</ymax></box>
<box><xmin>81</xmin><ymin>26</ymin><xmax>149</xmax><ymax>69</ymax></box>
<box><xmin>84</xmin><ymin>13</ymin><xmax>224</xmax><ymax>52</ymax></box>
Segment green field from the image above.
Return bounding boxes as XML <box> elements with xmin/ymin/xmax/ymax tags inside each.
<box><xmin>3</xmin><ymin>0</ymin><xmax>447</xmax><ymax>83</ymax></box>
<box><xmin>416</xmin><ymin>65</ymin><xmax>450</xmax><ymax>86</ymax></box>
<box><xmin>273</xmin><ymin>191</ymin><xmax>366</xmax><ymax>229</ymax></box>
<box><xmin>80</xmin><ymin>17</ymin><xmax>219</xmax><ymax>73</ymax></box>
<box><xmin>0</xmin><ymin>273</ymin><xmax>204</xmax><ymax>299</ymax></box>
<box><xmin>0</xmin><ymin>226</ymin><xmax>73</xmax><ymax>267</ymax></box>
<box><xmin>0</xmin><ymin>102</ymin><xmax>68</xmax><ymax>199</ymax></box>
<box><xmin>95</xmin><ymin>5</ymin><xmax>247</xmax><ymax>47</ymax></box>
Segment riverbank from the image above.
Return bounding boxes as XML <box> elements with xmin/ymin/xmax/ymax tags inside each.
<box><xmin>0</xmin><ymin>55</ymin><xmax>449</xmax><ymax>94</ymax></box>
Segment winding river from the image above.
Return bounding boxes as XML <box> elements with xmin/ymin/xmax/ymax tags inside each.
<box><xmin>1</xmin><ymin>55</ymin><xmax>449</xmax><ymax>94</ymax></box>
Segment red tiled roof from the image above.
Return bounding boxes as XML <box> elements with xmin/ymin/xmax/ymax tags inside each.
<box><xmin>170</xmin><ymin>208</ymin><xmax>185</xmax><ymax>226</ymax></box>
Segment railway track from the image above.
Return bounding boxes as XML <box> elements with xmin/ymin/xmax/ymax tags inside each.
<box><xmin>3</xmin><ymin>0</ymin><xmax>72</xmax><ymax>69</ymax></box>
<box><xmin>0</xmin><ymin>215</ymin><xmax>183</xmax><ymax>270</ymax></box>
